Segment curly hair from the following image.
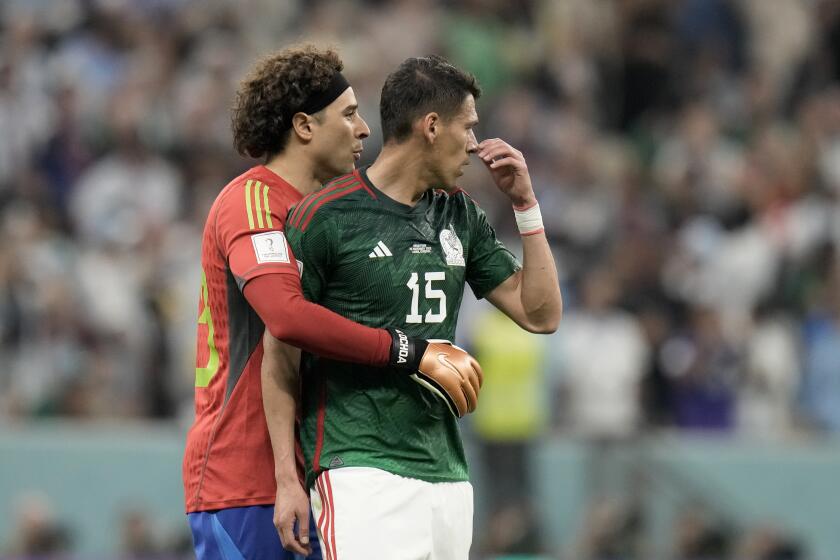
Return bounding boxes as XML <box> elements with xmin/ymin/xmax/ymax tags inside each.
<box><xmin>231</xmin><ymin>45</ymin><xmax>344</xmax><ymax>159</ymax></box>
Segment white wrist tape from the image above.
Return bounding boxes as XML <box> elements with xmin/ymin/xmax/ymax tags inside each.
<box><xmin>513</xmin><ymin>202</ymin><xmax>544</xmax><ymax>236</ymax></box>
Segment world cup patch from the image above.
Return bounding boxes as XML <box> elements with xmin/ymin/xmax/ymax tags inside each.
<box><xmin>439</xmin><ymin>225</ymin><xmax>465</xmax><ymax>266</ymax></box>
<box><xmin>251</xmin><ymin>231</ymin><xmax>290</xmax><ymax>264</ymax></box>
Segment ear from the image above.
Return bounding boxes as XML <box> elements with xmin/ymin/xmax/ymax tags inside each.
<box><xmin>419</xmin><ymin>112</ymin><xmax>440</xmax><ymax>144</ymax></box>
<box><xmin>290</xmin><ymin>112</ymin><xmax>315</xmax><ymax>143</ymax></box>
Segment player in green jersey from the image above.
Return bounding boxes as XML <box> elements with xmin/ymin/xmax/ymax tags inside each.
<box><xmin>268</xmin><ymin>55</ymin><xmax>562</xmax><ymax>559</ymax></box>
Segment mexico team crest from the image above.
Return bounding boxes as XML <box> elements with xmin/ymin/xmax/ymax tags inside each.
<box><xmin>439</xmin><ymin>224</ymin><xmax>465</xmax><ymax>267</ymax></box>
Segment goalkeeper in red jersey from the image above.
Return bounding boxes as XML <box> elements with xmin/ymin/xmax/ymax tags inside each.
<box><xmin>182</xmin><ymin>45</ymin><xmax>482</xmax><ymax>560</ymax></box>
<box><xmin>268</xmin><ymin>55</ymin><xmax>562</xmax><ymax>559</ymax></box>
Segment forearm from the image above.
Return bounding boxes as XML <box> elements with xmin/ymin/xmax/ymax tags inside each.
<box><xmin>245</xmin><ymin>273</ymin><xmax>392</xmax><ymax>366</ymax></box>
<box><xmin>261</xmin><ymin>332</ymin><xmax>302</xmax><ymax>484</ymax></box>
<box><xmin>519</xmin><ymin>231</ymin><xmax>562</xmax><ymax>332</ymax></box>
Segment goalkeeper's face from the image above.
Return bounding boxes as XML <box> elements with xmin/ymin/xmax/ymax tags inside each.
<box><xmin>310</xmin><ymin>87</ymin><xmax>371</xmax><ymax>183</ymax></box>
<box><xmin>431</xmin><ymin>94</ymin><xmax>479</xmax><ymax>190</ymax></box>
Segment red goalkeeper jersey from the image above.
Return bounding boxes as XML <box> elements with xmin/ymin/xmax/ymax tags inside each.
<box><xmin>183</xmin><ymin>163</ymin><xmax>395</xmax><ymax>512</ymax></box>
<box><xmin>183</xmin><ymin>165</ymin><xmax>304</xmax><ymax>512</ymax></box>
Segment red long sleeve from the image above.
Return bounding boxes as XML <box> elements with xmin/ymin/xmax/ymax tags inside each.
<box><xmin>243</xmin><ymin>273</ymin><xmax>391</xmax><ymax>366</ymax></box>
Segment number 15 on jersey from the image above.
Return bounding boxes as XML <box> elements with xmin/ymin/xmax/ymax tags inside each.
<box><xmin>406</xmin><ymin>271</ymin><xmax>447</xmax><ymax>324</ymax></box>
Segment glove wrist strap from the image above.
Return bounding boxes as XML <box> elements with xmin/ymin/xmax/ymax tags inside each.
<box><xmin>387</xmin><ymin>328</ymin><xmax>429</xmax><ymax>371</ymax></box>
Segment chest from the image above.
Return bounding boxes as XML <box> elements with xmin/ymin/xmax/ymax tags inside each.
<box><xmin>327</xmin><ymin>208</ymin><xmax>471</xmax><ymax>327</ymax></box>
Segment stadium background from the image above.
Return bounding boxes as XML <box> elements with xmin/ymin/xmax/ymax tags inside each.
<box><xmin>2</xmin><ymin>0</ymin><xmax>840</xmax><ymax>558</ymax></box>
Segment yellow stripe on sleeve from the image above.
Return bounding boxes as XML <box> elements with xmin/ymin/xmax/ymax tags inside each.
<box><xmin>254</xmin><ymin>181</ymin><xmax>265</xmax><ymax>228</ymax></box>
<box><xmin>263</xmin><ymin>184</ymin><xmax>273</xmax><ymax>228</ymax></box>
<box><xmin>245</xmin><ymin>180</ymin><xmax>255</xmax><ymax>230</ymax></box>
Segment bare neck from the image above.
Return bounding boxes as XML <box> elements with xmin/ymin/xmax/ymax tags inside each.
<box><xmin>366</xmin><ymin>143</ymin><xmax>433</xmax><ymax>206</ymax></box>
<box><xmin>263</xmin><ymin>146</ymin><xmax>321</xmax><ymax>196</ymax></box>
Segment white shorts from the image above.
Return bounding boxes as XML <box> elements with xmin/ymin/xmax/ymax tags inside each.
<box><xmin>310</xmin><ymin>467</ymin><xmax>473</xmax><ymax>560</ymax></box>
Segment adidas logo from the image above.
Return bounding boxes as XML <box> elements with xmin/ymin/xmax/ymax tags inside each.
<box><xmin>368</xmin><ymin>241</ymin><xmax>393</xmax><ymax>258</ymax></box>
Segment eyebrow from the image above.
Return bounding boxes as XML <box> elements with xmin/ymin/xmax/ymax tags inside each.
<box><xmin>342</xmin><ymin>103</ymin><xmax>358</xmax><ymax>113</ymax></box>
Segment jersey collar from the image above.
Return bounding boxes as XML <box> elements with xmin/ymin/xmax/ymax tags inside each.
<box><xmin>358</xmin><ymin>165</ymin><xmax>432</xmax><ymax>216</ymax></box>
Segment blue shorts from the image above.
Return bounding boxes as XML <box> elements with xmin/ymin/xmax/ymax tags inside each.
<box><xmin>188</xmin><ymin>505</ymin><xmax>322</xmax><ymax>560</ymax></box>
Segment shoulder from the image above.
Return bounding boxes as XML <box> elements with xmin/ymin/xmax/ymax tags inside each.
<box><xmin>288</xmin><ymin>171</ymin><xmax>375</xmax><ymax>232</ymax></box>
<box><xmin>216</xmin><ymin>166</ymin><xmax>309</xmax><ymax>231</ymax></box>
<box><xmin>207</xmin><ymin>168</ymin><xmax>257</xmax><ymax>232</ymax></box>
<box><xmin>212</xmin><ymin>167</ymin><xmax>299</xmax><ymax>231</ymax></box>
<box><xmin>213</xmin><ymin>168</ymin><xmax>254</xmax><ymax>208</ymax></box>
<box><xmin>214</xmin><ymin>167</ymin><xmax>289</xmax><ymax>212</ymax></box>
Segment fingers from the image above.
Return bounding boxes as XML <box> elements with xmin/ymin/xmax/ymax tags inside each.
<box><xmin>449</xmin><ymin>378</ymin><xmax>469</xmax><ymax>417</ymax></box>
<box><xmin>451</xmin><ymin>350</ymin><xmax>480</xmax><ymax>414</ymax></box>
<box><xmin>486</xmin><ymin>156</ymin><xmax>520</xmax><ymax>170</ymax></box>
<box><xmin>470</xmin><ymin>357</ymin><xmax>484</xmax><ymax>388</ymax></box>
<box><xmin>275</xmin><ymin>503</ymin><xmax>313</xmax><ymax>556</ymax></box>
<box><xmin>451</xmin><ymin>348</ymin><xmax>481</xmax><ymax>411</ymax></box>
<box><xmin>284</xmin><ymin>522</ymin><xmax>312</xmax><ymax>555</ymax></box>
<box><xmin>277</xmin><ymin>516</ymin><xmax>309</xmax><ymax>556</ymax></box>
<box><xmin>297</xmin><ymin>506</ymin><xmax>312</xmax><ymax>554</ymax></box>
<box><xmin>460</xmin><ymin>370</ymin><xmax>478</xmax><ymax>413</ymax></box>
<box><xmin>477</xmin><ymin>139</ymin><xmax>522</xmax><ymax>162</ymax></box>
<box><xmin>477</xmin><ymin>138</ymin><xmax>511</xmax><ymax>152</ymax></box>
<box><xmin>457</xmin><ymin>356</ymin><xmax>481</xmax><ymax>396</ymax></box>
<box><xmin>477</xmin><ymin>143</ymin><xmax>518</xmax><ymax>160</ymax></box>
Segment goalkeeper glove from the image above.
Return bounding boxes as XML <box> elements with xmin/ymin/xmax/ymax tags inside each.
<box><xmin>388</xmin><ymin>328</ymin><xmax>483</xmax><ymax>417</ymax></box>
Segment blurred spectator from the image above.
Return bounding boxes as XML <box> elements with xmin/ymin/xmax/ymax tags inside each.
<box><xmin>479</xmin><ymin>502</ymin><xmax>546</xmax><ymax>559</ymax></box>
<box><xmin>652</xmin><ymin>103</ymin><xmax>745</xmax><ymax>221</ymax></box>
<box><xmin>549</xmin><ymin>265</ymin><xmax>649</xmax><ymax>437</ymax></box>
<box><xmin>69</xmin><ymin>120</ymin><xmax>181</xmax><ymax>249</ymax></box>
<box><xmin>120</xmin><ymin>509</ymin><xmax>158</xmax><ymax>558</ymax></box>
<box><xmin>471</xmin><ymin>308</ymin><xmax>548</xmax><ymax>510</ymax></box>
<box><xmin>800</xmin><ymin>251</ymin><xmax>840</xmax><ymax>432</ymax></box>
<box><xmin>737</xmin><ymin>306</ymin><xmax>800</xmax><ymax>437</ymax></box>
<box><xmin>614</xmin><ymin>0</ymin><xmax>676</xmax><ymax>130</ymax></box>
<box><xmin>661</xmin><ymin>307</ymin><xmax>740</xmax><ymax>431</ymax></box>
<box><xmin>6</xmin><ymin>493</ymin><xmax>73</xmax><ymax>557</ymax></box>
<box><xmin>572</xmin><ymin>496</ymin><xmax>643</xmax><ymax>560</ymax></box>
<box><xmin>734</xmin><ymin>524</ymin><xmax>805</xmax><ymax>560</ymax></box>
<box><xmin>38</xmin><ymin>85</ymin><xmax>93</xmax><ymax>221</ymax></box>
<box><xmin>469</xmin><ymin>307</ymin><xmax>548</xmax><ymax>554</ymax></box>
<box><xmin>671</xmin><ymin>507</ymin><xmax>734</xmax><ymax>560</ymax></box>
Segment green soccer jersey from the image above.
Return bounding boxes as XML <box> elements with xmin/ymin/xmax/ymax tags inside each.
<box><xmin>285</xmin><ymin>166</ymin><xmax>521</xmax><ymax>487</ymax></box>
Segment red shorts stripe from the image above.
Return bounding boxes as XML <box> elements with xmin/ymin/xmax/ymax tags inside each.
<box><xmin>324</xmin><ymin>471</ymin><xmax>338</xmax><ymax>560</ymax></box>
<box><xmin>316</xmin><ymin>476</ymin><xmax>333</xmax><ymax>560</ymax></box>
<box><xmin>316</xmin><ymin>477</ymin><xmax>327</xmax><ymax>538</ymax></box>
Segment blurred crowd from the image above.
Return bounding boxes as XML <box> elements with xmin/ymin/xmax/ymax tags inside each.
<box><xmin>2</xmin><ymin>0</ymin><xmax>840</xmax><ymax>557</ymax></box>
<box><xmin>2</xmin><ymin>0</ymin><xmax>840</xmax><ymax>433</ymax></box>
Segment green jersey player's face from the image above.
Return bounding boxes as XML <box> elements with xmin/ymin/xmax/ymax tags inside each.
<box><xmin>310</xmin><ymin>87</ymin><xmax>371</xmax><ymax>183</ymax></box>
<box><xmin>432</xmin><ymin>94</ymin><xmax>480</xmax><ymax>190</ymax></box>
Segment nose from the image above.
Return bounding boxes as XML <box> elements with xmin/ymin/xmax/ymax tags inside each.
<box><xmin>466</xmin><ymin>129</ymin><xmax>478</xmax><ymax>153</ymax></box>
<box><xmin>356</xmin><ymin>114</ymin><xmax>371</xmax><ymax>140</ymax></box>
